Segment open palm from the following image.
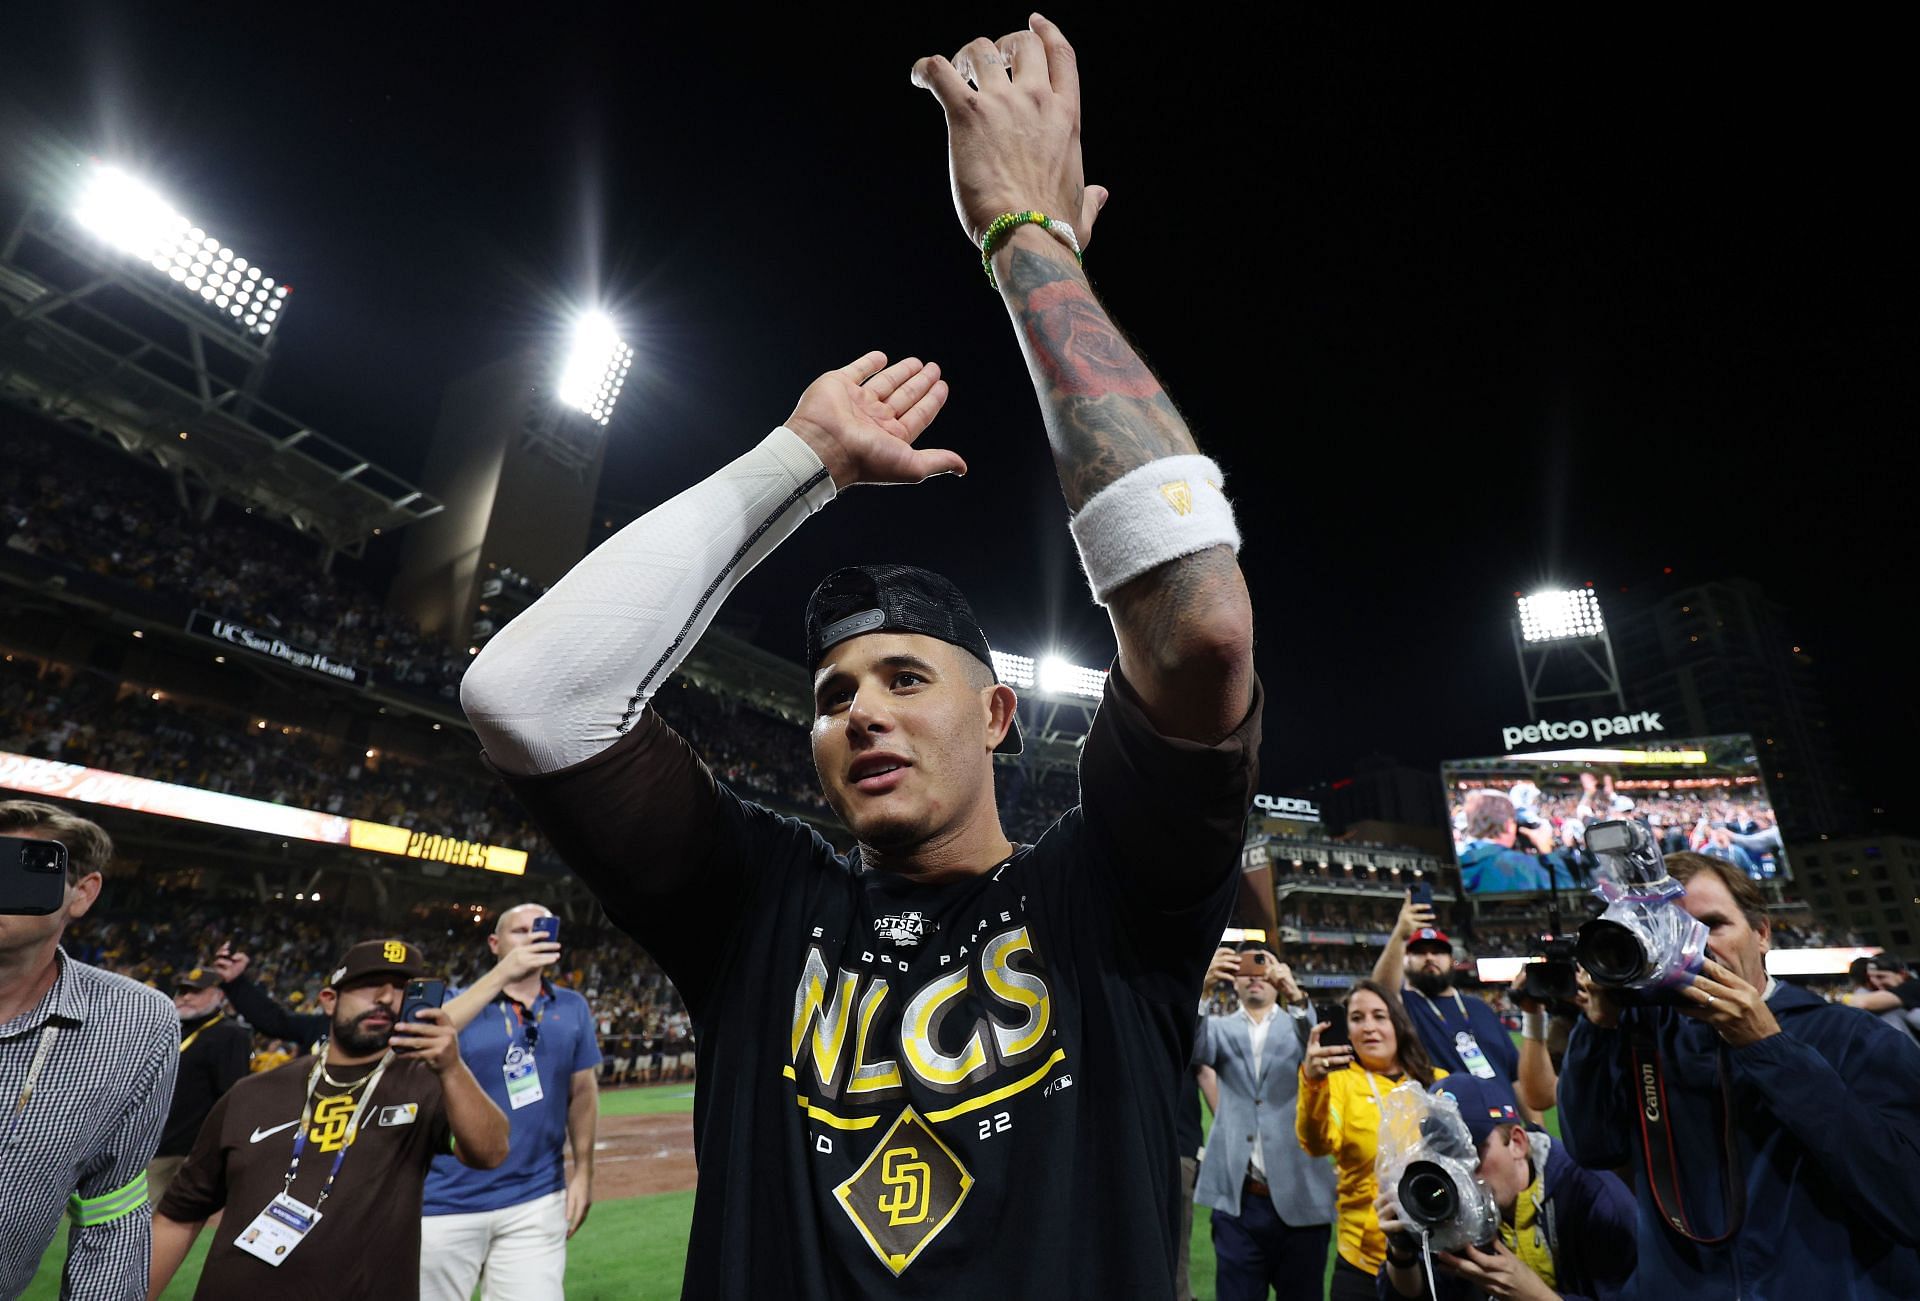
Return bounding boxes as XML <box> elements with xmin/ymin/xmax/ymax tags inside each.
<box><xmin>785</xmin><ymin>351</ymin><xmax>962</xmax><ymax>489</ymax></box>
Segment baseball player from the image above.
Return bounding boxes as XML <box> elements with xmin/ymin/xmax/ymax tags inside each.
<box><xmin>462</xmin><ymin>17</ymin><xmax>1259</xmax><ymax>1296</ymax></box>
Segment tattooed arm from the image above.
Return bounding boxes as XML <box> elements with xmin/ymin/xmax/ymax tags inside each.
<box><xmin>915</xmin><ymin>17</ymin><xmax>1252</xmax><ymax>740</ymax></box>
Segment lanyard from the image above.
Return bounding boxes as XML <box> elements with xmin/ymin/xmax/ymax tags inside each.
<box><xmin>1412</xmin><ymin>989</ymin><xmax>1469</xmax><ymax>1024</ymax></box>
<box><xmin>1361</xmin><ymin>1066</ymin><xmax>1403</xmax><ymax>1108</ymax></box>
<box><xmin>499</xmin><ymin>991</ymin><xmax>546</xmax><ymax>1060</ymax></box>
<box><xmin>282</xmin><ymin>1052</ymin><xmax>391</xmax><ymax>1210</ymax></box>
<box><xmin>5</xmin><ymin>1024</ymin><xmax>59</xmax><ymax>1149</ymax></box>
<box><xmin>180</xmin><ymin>1013</ymin><xmax>225</xmax><ymax>1054</ymax></box>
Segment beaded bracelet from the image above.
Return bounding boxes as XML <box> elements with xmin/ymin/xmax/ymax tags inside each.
<box><xmin>978</xmin><ymin>210</ymin><xmax>1082</xmax><ymax>288</ymax></box>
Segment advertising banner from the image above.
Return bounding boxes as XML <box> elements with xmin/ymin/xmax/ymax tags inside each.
<box><xmin>0</xmin><ymin>749</ymin><xmax>526</xmax><ymax>875</ymax></box>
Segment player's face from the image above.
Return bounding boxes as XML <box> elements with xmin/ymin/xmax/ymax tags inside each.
<box><xmin>810</xmin><ymin>633</ymin><xmax>1009</xmax><ymax>850</ymax></box>
<box><xmin>1678</xmin><ymin>871</ymin><xmax>1771</xmax><ymax>991</ymax></box>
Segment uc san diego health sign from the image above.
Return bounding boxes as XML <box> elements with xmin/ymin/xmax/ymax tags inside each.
<box><xmin>187</xmin><ymin>611</ymin><xmax>367</xmax><ymax>687</ymax></box>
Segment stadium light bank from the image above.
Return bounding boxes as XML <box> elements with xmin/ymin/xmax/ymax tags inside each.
<box><xmin>1516</xmin><ymin>588</ymin><xmax>1605</xmax><ymax>643</ymax></box>
<box><xmin>557</xmin><ymin>310</ymin><xmax>634</xmax><ymax>426</ymax></box>
<box><xmin>69</xmin><ymin>160</ymin><xmax>291</xmax><ymax>340</ymax></box>
<box><xmin>991</xmin><ymin>650</ymin><xmax>1107</xmax><ymax>701</ymax></box>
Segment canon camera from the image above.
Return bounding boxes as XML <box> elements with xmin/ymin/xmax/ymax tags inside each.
<box><xmin>1573</xmin><ymin>818</ymin><xmax>1709</xmax><ymax>1000</ymax></box>
<box><xmin>1375</xmin><ymin>1082</ymin><xmax>1499</xmax><ymax>1255</ymax></box>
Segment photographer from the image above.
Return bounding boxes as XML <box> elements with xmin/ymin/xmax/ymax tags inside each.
<box><xmin>1375</xmin><ymin>1075</ymin><xmax>1635</xmax><ymax>1301</ymax></box>
<box><xmin>1559</xmin><ymin>852</ymin><xmax>1920</xmax><ymax>1298</ymax></box>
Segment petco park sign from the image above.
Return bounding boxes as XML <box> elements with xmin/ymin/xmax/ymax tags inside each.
<box><xmin>1502</xmin><ymin>711</ymin><xmax>1664</xmax><ymax>751</ymax></box>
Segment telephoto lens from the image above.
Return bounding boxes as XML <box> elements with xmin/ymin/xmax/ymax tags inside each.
<box><xmin>1398</xmin><ymin>1160</ymin><xmax>1460</xmax><ymax>1229</ymax></box>
<box><xmin>1576</xmin><ymin>917</ymin><xmax>1655</xmax><ymax>985</ymax></box>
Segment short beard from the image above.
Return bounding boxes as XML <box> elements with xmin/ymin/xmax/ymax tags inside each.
<box><xmin>1408</xmin><ymin>965</ymin><xmax>1453</xmax><ymax>998</ymax></box>
<box><xmin>331</xmin><ymin>1013</ymin><xmax>392</xmax><ymax>1057</ymax></box>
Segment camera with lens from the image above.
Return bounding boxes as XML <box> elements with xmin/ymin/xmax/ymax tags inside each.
<box><xmin>1375</xmin><ymin>1082</ymin><xmax>1499</xmax><ymax>1254</ymax></box>
<box><xmin>1573</xmin><ymin>819</ymin><xmax>1709</xmax><ymax>1003</ymax></box>
<box><xmin>1520</xmin><ymin>934</ymin><xmax>1581</xmax><ymax>1005</ymax></box>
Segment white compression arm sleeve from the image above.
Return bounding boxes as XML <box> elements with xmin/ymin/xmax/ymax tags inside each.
<box><xmin>460</xmin><ymin>426</ymin><xmax>837</xmax><ymax>774</ymax></box>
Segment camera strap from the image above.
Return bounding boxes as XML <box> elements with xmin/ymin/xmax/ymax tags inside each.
<box><xmin>1629</xmin><ymin>1029</ymin><xmax>1744</xmax><ymax>1244</ymax></box>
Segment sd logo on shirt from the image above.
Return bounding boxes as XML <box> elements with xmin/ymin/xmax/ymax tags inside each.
<box><xmin>833</xmin><ymin>1108</ymin><xmax>973</xmax><ymax>1276</ymax></box>
<box><xmin>308</xmin><ymin>1095</ymin><xmax>355</xmax><ymax>1153</ymax></box>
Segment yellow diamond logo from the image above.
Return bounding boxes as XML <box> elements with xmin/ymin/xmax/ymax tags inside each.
<box><xmin>833</xmin><ymin>1106</ymin><xmax>973</xmax><ymax>1276</ymax></box>
<box><xmin>1159</xmin><ymin>480</ymin><xmax>1193</xmax><ymax>516</ymax></box>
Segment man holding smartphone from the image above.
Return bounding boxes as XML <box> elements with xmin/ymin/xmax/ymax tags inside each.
<box><xmin>1192</xmin><ymin>939</ymin><xmax>1335</xmax><ymax>1300</ymax></box>
<box><xmin>1371</xmin><ymin>891</ymin><xmax>1528</xmax><ymax>1115</ymax></box>
<box><xmin>151</xmin><ymin>939</ymin><xmax>510</xmax><ymax>1299</ymax></box>
<box><xmin>422</xmin><ymin>903</ymin><xmax>601</xmax><ymax>1301</ymax></box>
<box><xmin>2</xmin><ymin>801</ymin><xmax>178</xmax><ymax>1301</ymax></box>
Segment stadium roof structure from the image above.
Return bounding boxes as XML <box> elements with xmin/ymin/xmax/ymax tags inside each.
<box><xmin>0</xmin><ymin>199</ymin><xmax>442</xmax><ymax>559</ymax></box>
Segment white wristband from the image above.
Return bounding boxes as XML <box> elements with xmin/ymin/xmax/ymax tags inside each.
<box><xmin>1521</xmin><ymin>1010</ymin><xmax>1548</xmax><ymax>1041</ymax></box>
<box><xmin>1067</xmin><ymin>454</ymin><xmax>1240</xmax><ymax>603</ymax></box>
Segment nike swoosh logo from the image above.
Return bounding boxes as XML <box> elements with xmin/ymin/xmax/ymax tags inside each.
<box><xmin>250</xmin><ymin>1120</ymin><xmax>300</xmax><ymax>1144</ymax></box>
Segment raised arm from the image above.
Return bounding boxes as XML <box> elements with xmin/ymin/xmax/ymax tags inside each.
<box><xmin>461</xmin><ymin>357</ymin><xmax>955</xmax><ymax>777</ymax></box>
<box><xmin>443</xmin><ymin>940</ymin><xmax>561</xmax><ymax>1031</ymax></box>
<box><xmin>914</xmin><ymin>16</ymin><xmax>1251</xmax><ymax>742</ymax></box>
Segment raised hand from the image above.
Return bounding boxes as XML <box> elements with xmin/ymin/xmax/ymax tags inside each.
<box><xmin>497</xmin><ymin>938</ymin><xmax>562</xmax><ymax>984</ymax></box>
<box><xmin>1303</xmin><ymin>1023</ymin><xmax>1354</xmax><ymax>1079</ymax></box>
<box><xmin>1392</xmin><ymin>890</ymin><xmax>1436</xmax><ymax>940</ymax></box>
<box><xmin>784</xmin><ymin>352</ymin><xmax>959</xmax><ymax>490</ymax></box>
<box><xmin>1205</xmin><ymin>946</ymin><xmax>1239</xmax><ymax>989</ymax></box>
<box><xmin>912</xmin><ymin>13</ymin><xmax>1106</xmax><ymax>248</ymax></box>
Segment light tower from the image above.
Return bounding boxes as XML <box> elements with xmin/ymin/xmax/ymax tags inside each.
<box><xmin>1510</xmin><ymin>587</ymin><xmax>1627</xmax><ymax>719</ymax></box>
<box><xmin>388</xmin><ymin>309</ymin><xmax>635</xmax><ymax>653</ymax></box>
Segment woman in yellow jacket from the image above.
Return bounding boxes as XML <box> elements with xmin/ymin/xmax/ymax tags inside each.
<box><xmin>1297</xmin><ymin>978</ymin><xmax>1443</xmax><ymax>1301</ymax></box>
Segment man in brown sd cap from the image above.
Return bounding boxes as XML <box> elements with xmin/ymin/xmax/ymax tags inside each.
<box><xmin>146</xmin><ymin>964</ymin><xmax>252</xmax><ymax>1202</ymax></box>
<box><xmin>147</xmin><ymin>940</ymin><xmax>510</xmax><ymax>1300</ymax></box>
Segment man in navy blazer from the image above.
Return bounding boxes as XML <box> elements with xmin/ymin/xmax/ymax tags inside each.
<box><xmin>1193</xmin><ymin>940</ymin><xmax>1337</xmax><ymax>1301</ymax></box>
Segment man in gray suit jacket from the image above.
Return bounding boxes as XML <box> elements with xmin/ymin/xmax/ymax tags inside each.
<box><xmin>1193</xmin><ymin>941</ymin><xmax>1337</xmax><ymax>1301</ymax></box>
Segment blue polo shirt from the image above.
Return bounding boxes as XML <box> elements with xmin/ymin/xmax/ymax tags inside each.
<box><xmin>422</xmin><ymin>982</ymin><xmax>602</xmax><ymax>1215</ymax></box>
<box><xmin>1403</xmin><ymin>985</ymin><xmax>1521</xmax><ymax>1110</ymax></box>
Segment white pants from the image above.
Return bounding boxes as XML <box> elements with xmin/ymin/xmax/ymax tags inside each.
<box><xmin>419</xmin><ymin>1189</ymin><xmax>567</xmax><ymax>1301</ymax></box>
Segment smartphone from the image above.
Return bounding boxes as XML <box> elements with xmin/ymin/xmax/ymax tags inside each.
<box><xmin>532</xmin><ymin>916</ymin><xmax>560</xmax><ymax>944</ymax></box>
<box><xmin>1237</xmin><ymin>949</ymin><xmax>1273</xmax><ymax>978</ymax></box>
<box><xmin>1409</xmin><ymin>880</ymin><xmax>1434</xmax><ymax>909</ymax></box>
<box><xmin>1</xmin><ymin>836</ymin><xmax>68</xmax><ymax>916</ymax></box>
<box><xmin>399</xmin><ymin>979</ymin><xmax>447</xmax><ymax>1026</ymax></box>
<box><xmin>1318</xmin><ymin>1011</ymin><xmax>1353</xmax><ymax>1065</ymax></box>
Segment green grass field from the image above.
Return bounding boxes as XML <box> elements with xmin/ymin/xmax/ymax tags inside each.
<box><xmin>27</xmin><ymin>1076</ymin><xmax>1554</xmax><ymax>1299</ymax></box>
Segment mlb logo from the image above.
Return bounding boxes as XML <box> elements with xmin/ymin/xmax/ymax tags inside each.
<box><xmin>378</xmin><ymin>1104</ymin><xmax>419</xmax><ymax>1127</ymax></box>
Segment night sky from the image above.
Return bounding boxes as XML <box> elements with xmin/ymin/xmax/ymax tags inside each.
<box><xmin>6</xmin><ymin>8</ymin><xmax>1908</xmax><ymax>820</ymax></box>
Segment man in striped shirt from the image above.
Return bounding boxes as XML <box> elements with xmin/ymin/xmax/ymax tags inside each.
<box><xmin>1</xmin><ymin>800</ymin><xmax>178</xmax><ymax>1301</ymax></box>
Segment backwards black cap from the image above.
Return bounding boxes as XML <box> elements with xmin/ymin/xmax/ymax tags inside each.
<box><xmin>804</xmin><ymin>564</ymin><xmax>1022</xmax><ymax>755</ymax></box>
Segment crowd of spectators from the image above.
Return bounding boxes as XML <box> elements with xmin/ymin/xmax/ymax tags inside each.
<box><xmin>0</xmin><ymin>654</ymin><xmax>547</xmax><ymax>852</ymax></box>
<box><xmin>1</xmin><ymin>427</ymin><xmax>468</xmax><ymax>699</ymax></box>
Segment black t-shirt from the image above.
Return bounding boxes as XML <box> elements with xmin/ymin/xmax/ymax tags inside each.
<box><xmin>158</xmin><ymin>1054</ymin><xmax>452</xmax><ymax>1300</ymax></box>
<box><xmin>500</xmin><ymin>669</ymin><xmax>1259</xmax><ymax>1298</ymax></box>
<box><xmin>159</xmin><ymin>1013</ymin><xmax>253</xmax><ymax>1157</ymax></box>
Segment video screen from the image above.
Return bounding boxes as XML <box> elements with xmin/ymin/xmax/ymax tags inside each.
<box><xmin>1440</xmin><ymin>733</ymin><xmax>1787</xmax><ymax>896</ymax></box>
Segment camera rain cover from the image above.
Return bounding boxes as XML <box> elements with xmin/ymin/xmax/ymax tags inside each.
<box><xmin>1582</xmin><ymin>860</ymin><xmax>1711</xmax><ymax>994</ymax></box>
<box><xmin>1375</xmin><ymin>1081</ymin><xmax>1500</xmax><ymax>1254</ymax></box>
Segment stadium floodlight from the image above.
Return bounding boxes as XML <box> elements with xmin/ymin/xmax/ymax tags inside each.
<box><xmin>69</xmin><ymin>160</ymin><xmax>289</xmax><ymax>340</ymax></box>
<box><xmin>989</xmin><ymin>651</ymin><xmax>1036</xmax><ymax>690</ymax></box>
<box><xmin>1516</xmin><ymin>588</ymin><xmax>1605</xmax><ymax>643</ymax></box>
<box><xmin>1038</xmin><ymin>654</ymin><xmax>1109</xmax><ymax>700</ymax></box>
<box><xmin>990</xmin><ymin>649</ymin><xmax>1107</xmax><ymax>698</ymax></box>
<box><xmin>557</xmin><ymin>311</ymin><xmax>634</xmax><ymax>426</ymax></box>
